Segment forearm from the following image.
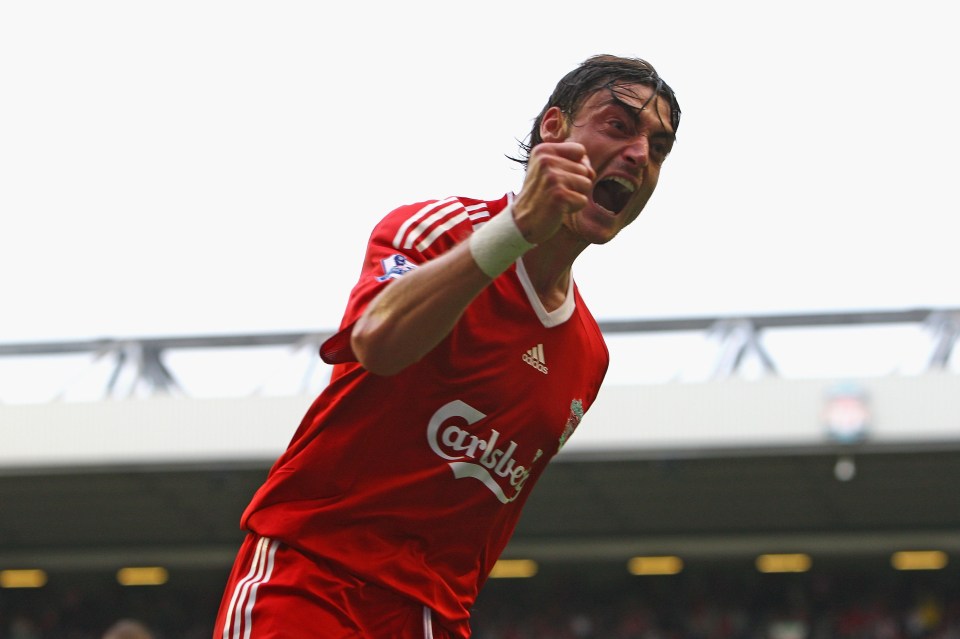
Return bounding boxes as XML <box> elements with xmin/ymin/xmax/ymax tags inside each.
<box><xmin>350</xmin><ymin>241</ymin><xmax>493</xmax><ymax>376</ymax></box>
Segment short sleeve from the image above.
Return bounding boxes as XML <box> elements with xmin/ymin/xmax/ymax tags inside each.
<box><xmin>319</xmin><ymin>197</ymin><xmax>487</xmax><ymax>365</ymax></box>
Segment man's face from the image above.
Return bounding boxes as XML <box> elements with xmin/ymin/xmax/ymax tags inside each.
<box><xmin>543</xmin><ymin>82</ymin><xmax>676</xmax><ymax>244</ymax></box>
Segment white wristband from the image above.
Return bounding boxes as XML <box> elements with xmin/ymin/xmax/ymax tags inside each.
<box><xmin>468</xmin><ymin>206</ymin><xmax>536</xmax><ymax>278</ymax></box>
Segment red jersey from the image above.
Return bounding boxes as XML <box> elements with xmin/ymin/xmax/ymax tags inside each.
<box><xmin>241</xmin><ymin>193</ymin><xmax>609</xmax><ymax>637</ymax></box>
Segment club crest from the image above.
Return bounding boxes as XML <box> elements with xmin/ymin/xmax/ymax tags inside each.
<box><xmin>558</xmin><ymin>399</ymin><xmax>584</xmax><ymax>451</ymax></box>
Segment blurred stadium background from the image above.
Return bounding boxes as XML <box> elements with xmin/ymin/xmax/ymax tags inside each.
<box><xmin>1</xmin><ymin>307</ymin><xmax>958</xmax><ymax>638</ymax></box>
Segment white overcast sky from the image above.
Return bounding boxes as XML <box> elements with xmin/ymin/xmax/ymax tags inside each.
<box><xmin>2</xmin><ymin>0</ymin><xmax>958</xmax><ymax>344</ymax></box>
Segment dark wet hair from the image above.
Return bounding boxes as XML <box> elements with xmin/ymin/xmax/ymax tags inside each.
<box><xmin>512</xmin><ymin>54</ymin><xmax>681</xmax><ymax>168</ymax></box>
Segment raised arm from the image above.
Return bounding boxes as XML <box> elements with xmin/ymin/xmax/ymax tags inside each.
<box><xmin>350</xmin><ymin>142</ymin><xmax>594</xmax><ymax>376</ymax></box>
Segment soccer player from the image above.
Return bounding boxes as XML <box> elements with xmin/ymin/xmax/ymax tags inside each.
<box><xmin>215</xmin><ymin>54</ymin><xmax>680</xmax><ymax>639</ymax></box>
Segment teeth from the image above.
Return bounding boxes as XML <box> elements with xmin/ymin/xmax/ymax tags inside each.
<box><xmin>606</xmin><ymin>176</ymin><xmax>635</xmax><ymax>193</ymax></box>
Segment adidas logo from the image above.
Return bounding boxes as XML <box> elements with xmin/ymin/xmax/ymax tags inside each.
<box><xmin>522</xmin><ymin>344</ymin><xmax>549</xmax><ymax>374</ymax></box>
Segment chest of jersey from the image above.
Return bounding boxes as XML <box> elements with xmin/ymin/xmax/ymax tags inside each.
<box><xmin>413</xmin><ymin>268</ymin><xmax>608</xmax><ymax>486</ymax></box>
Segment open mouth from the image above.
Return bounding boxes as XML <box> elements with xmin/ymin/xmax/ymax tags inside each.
<box><xmin>592</xmin><ymin>176</ymin><xmax>635</xmax><ymax>215</ymax></box>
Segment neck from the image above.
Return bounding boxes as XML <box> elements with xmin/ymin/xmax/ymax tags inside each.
<box><xmin>521</xmin><ymin>228</ymin><xmax>589</xmax><ymax>312</ymax></box>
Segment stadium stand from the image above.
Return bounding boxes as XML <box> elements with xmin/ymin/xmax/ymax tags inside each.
<box><xmin>1</xmin><ymin>309</ymin><xmax>958</xmax><ymax>638</ymax></box>
<box><xmin>2</xmin><ymin>564</ymin><xmax>960</xmax><ymax>638</ymax></box>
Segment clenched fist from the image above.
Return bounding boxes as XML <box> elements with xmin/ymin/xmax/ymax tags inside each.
<box><xmin>512</xmin><ymin>142</ymin><xmax>595</xmax><ymax>245</ymax></box>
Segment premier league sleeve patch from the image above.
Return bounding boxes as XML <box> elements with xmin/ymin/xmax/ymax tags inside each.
<box><xmin>376</xmin><ymin>254</ymin><xmax>418</xmax><ymax>282</ymax></box>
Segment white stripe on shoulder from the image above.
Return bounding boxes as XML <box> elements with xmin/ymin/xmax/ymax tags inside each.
<box><xmin>466</xmin><ymin>202</ymin><xmax>491</xmax><ymax>224</ymax></box>
<box><xmin>392</xmin><ymin>197</ymin><xmax>459</xmax><ymax>249</ymax></box>
<box><xmin>416</xmin><ymin>211</ymin><xmax>469</xmax><ymax>251</ymax></box>
<box><xmin>404</xmin><ymin>201</ymin><xmax>464</xmax><ymax>250</ymax></box>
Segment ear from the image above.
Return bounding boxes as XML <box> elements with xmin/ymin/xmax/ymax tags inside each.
<box><xmin>539</xmin><ymin>106</ymin><xmax>569</xmax><ymax>142</ymax></box>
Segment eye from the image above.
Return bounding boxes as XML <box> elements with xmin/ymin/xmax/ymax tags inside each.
<box><xmin>606</xmin><ymin>118</ymin><xmax>631</xmax><ymax>136</ymax></box>
<box><xmin>651</xmin><ymin>140</ymin><xmax>672</xmax><ymax>162</ymax></box>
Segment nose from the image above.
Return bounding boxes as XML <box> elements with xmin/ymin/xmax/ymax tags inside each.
<box><xmin>622</xmin><ymin>136</ymin><xmax>649</xmax><ymax>167</ymax></box>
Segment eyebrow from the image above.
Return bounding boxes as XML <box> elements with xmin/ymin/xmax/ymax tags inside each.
<box><xmin>600</xmin><ymin>90</ymin><xmax>676</xmax><ymax>142</ymax></box>
<box><xmin>652</xmin><ymin>130</ymin><xmax>677</xmax><ymax>144</ymax></box>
